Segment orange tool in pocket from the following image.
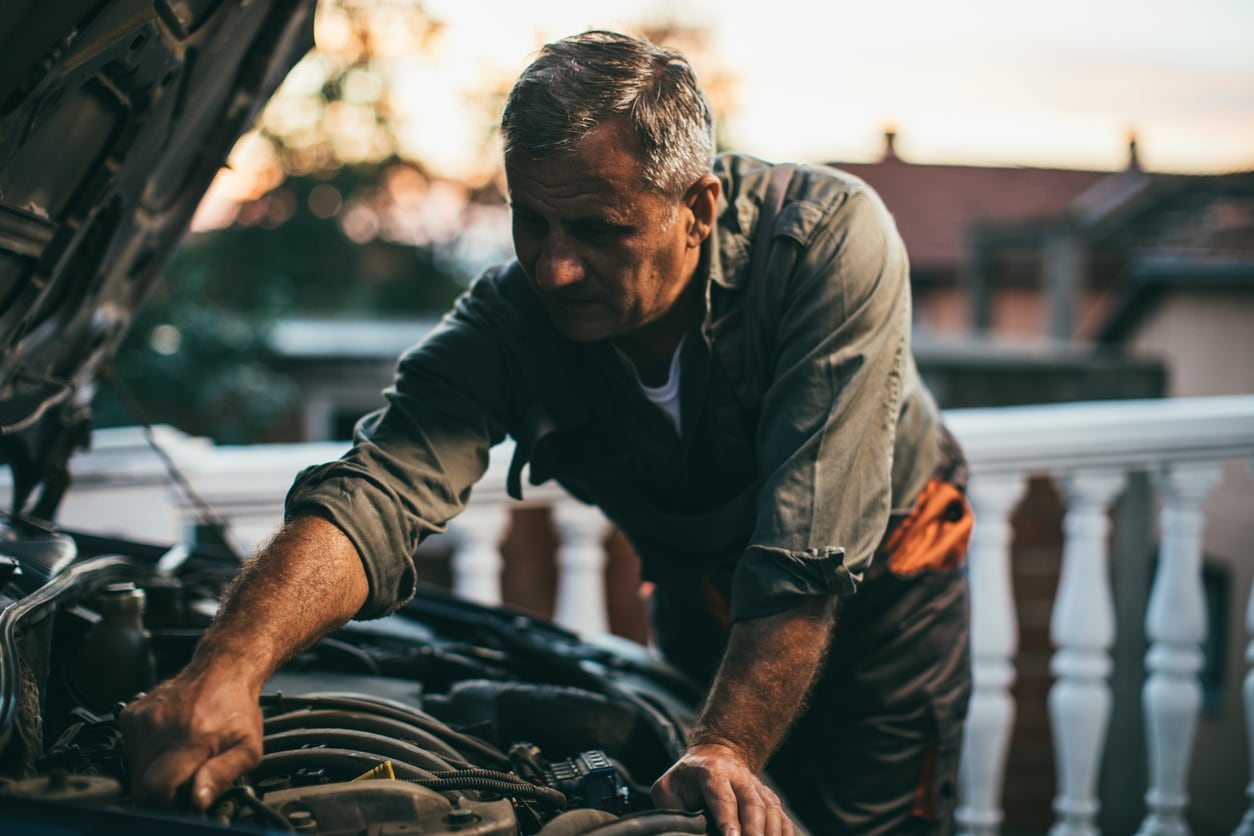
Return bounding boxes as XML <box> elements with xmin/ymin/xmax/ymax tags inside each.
<box><xmin>883</xmin><ymin>478</ymin><xmax>974</xmax><ymax>576</ymax></box>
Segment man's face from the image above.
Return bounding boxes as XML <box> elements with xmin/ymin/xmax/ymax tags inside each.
<box><xmin>505</xmin><ymin>118</ymin><xmax>702</xmax><ymax>343</ymax></box>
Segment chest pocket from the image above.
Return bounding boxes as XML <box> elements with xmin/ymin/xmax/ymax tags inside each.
<box><xmin>706</xmin><ymin>184</ymin><xmax>827</xmax><ymax>416</ymax></box>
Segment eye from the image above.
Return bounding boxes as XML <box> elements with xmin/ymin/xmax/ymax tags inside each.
<box><xmin>511</xmin><ymin>208</ymin><xmax>547</xmax><ymax>233</ymax></box>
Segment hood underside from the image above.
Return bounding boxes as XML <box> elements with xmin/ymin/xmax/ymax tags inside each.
<box><xmin>0</xmin><ymin>0</ymin><xmax>316</xmax><ymax>518</ymax></box>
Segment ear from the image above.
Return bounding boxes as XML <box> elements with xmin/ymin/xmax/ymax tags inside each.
<box><xmin>683</xmin><ymin>174</ymin><xmax>721</xmax><ymax>247</ymax></box>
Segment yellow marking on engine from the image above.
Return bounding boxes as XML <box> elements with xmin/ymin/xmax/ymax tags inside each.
<box><xmin>351</xmin><ymin>761</ymin><xmax>397</xmax><ymax>782</ymax></box>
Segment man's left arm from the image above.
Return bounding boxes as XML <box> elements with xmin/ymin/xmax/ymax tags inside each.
<box><xmin>653</xmin><ymin>174</ymin><xmax>916</xmax><ymax>835</ymax></box>
<box><xmin>652</xmin><ymin>597</ymin><xmax>835</xmax><ymax>836</ymax></box>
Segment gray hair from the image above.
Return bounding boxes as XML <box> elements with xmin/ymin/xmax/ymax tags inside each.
<box><xmin>500</xmin><ymin>30</ymin><xmax>716</xmax><ymax>196</ymax></box>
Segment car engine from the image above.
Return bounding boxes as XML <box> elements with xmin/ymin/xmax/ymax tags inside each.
<box><xmin>0</xmin><ymin>531</ymin><xmax>709</xmax><ymax>834</ymax></box>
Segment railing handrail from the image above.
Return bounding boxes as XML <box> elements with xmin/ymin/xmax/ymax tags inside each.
<box><xmin>5</xmin><ymin>395</ymin><xmax>1253</xmax><ymax>499</ymax></box>
<box><xmin>946</xmin><ymin>394</ymin><xmax>1254</xmax><ymax>474</ymax></box>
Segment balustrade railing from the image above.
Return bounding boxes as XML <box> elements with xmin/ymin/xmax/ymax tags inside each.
<box><xmin>2</xmin><ymin>394</ymin><xmax>1253</xmax><ymax>834</ymax></box>
<box><xmin>946</xmin><ymin>396</ymin><xmax>1254</xmax><ymax>836</ymax></box>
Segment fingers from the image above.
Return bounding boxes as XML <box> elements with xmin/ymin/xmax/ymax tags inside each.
<box><xmin>734</xmin><ymin>778</ymin><xmax>764</xmax><ymax>836</ymax></box>
<box><xmin>128</xmin><ymin>728</ymin><xmax>259</xmax><ymax>809</ymax></box>
<box><xmin>191</xmin><ymin>743</ymin><xmax>263</xmax><ymax>810</ymax></box>
<box><xmin>728</xmin><ymin>773</ymin><xmax>788</xmax><ymax>836</ymax></box>
<box><xmin>118</xmin><ymin>676</ymin><xmax>263</xmax><ymax>809</ymax></box>
<box><xmin>120</xmin><ymin>695</ymin><xmax>199</xmax><ymax>805</ymax></box>
<box><xmin>737</xmin><ymin>787</ymin><xmax>787</xmax><ymax>836</ymax></box>
<box><xmin>704</xmin><ymin>775</ymin><xmax>742</xmax><ymax>836</ymax></box>
<box><xmin>704</xmin><ymin>777</ymin><xmax>789</xmax><ymax>836</ymax></box>
<box><xmin>133</xmin><ymin>742</ymin><xmax>210</xmax><ymax>806</ymax></box>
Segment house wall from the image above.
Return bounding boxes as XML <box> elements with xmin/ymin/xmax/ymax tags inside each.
<box><xmin>914</xmin><ymin>286</ymin><xmax>968</xmax><ymax>336</ymax></box>
<box><xmin>914</xmin><ymin>285</ymin><xmax>1118</xmax><ymax>344</ymax></box>
<box><xmin>1127</xmin><ymin>288</ymin><xmax>1254</xmax><ymax>833</ymax></box>
<box><xmin>1128</xmin><ymin>290</ymin><xmax>1254</xmax><ymax>398</ymax></box>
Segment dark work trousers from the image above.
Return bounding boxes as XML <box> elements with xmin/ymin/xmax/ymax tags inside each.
<box><xmin>767</xmin><ymin>558</ymin><xmax>971</xmax><ymax>835</ymax></box>
<box><xmin>767</xmin><ymin>425</ymin><xmax>973</xmax><ymax>835</ymax></box>
<box><xmin>651</xmin><ymin>427</ymin><xmax>973</xmax><ymax>834</ymax></box>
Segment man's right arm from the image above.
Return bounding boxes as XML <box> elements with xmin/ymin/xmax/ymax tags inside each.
<box><xmin>119</xmin><ymin>269</ymin><xmax>531</xmax><ymax>808</ymax></box>
<box><xmin>119</xmin><ymin>514</ymin><xmax>368</xmax><ymax>809</ymax></box>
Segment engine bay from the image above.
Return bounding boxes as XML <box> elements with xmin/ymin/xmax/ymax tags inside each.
<box><xmin>0</xmin><ymin>531</ymin><xmax>709</xmax><ymax>835</ymax></box>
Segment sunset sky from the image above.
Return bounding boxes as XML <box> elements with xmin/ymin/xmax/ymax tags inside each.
<box><xmin>408</xmin><ymin>0</ymin><xmax>1254</xmax><ymax>176</ymax></box>
<box><xmin>199</xmin><ymin>0</ymin><xmax>1253</xmax><ymax>235</ymax></box>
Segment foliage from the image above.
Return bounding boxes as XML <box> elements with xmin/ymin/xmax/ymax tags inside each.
<box><xmin>95</xmin><ymin>164</ymin><xmax>468</xmax><ymax>444</ymax></box>
<box><xmin>180</xmin><ymin>165</ymin><xmax>467</xmax><ymax>317</ymax></box>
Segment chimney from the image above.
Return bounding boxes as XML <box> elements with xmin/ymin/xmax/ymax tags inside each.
<box><xmin>1126</xmin><ymin>132</ymin><xmax>1141</xmax><ymax>172</ymax></box>
<box><xmin>882</xmin><ymin>128</ymin><xmax>899</xmax><ymax>162</ymax></box>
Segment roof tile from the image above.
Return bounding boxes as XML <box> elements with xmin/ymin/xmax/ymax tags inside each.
<box><xmin>826</xmin><ymin>158</ymin><xmax>1110</xmax><ymax>271</ymax></box>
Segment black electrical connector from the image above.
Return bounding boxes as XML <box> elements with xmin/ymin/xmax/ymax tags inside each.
<box><xmin>542</xmin><ymin>750</ymin><xmax>629</xmax><ymax>814</ymax></box>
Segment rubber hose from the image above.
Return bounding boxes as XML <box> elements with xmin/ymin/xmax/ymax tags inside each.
<box><xmin>263</xmin><ymin>728</ymin><xmax>458</xmax><ymax>773</ymax></box>
<box><xmin>535</xmin><ymin>808</ymin><xmax>618</xmax><ymax>835</ymax></box>
<box><xmin>431</xmin><ymin>768</ymin><xmax>535</xmax><ymax>782</ymax></box>
<box><xmin>410</xmin><ymin>776</ymin><xmax>567</xmax><ymax>810</ymax></box>
<box><xmin>308</xmin><ymin>636</ymin><xmax>382</xmax><ymax>674</ymax></box>
<box><xmin>262</xmin><ymin>709</ymin><xmax>464</xmax><ymax>764</ymax></box>
<box><xmin>582</xmin><ymin>811</ymin><xmax>708</xmax><ymax>834</ymax></box>
<box><xmin>260</xmin><ymin>693</ymin><xmax>510</xmax><ymax>766</ymax></box>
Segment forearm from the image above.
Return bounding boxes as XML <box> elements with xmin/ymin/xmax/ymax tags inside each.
<box><xmin>691</xmin><ymin>596</ymin><xmax>836</xmax><ymax>771</ymax></box>
<box><xmin>188</xmin><ymin>514</ymin><xmax>370</xmax><ymax>690</ymax></box>
<box><xmin>121</xmin><ymin>515</ymin><xmax>369</xmax><ymax>808</ymax></box>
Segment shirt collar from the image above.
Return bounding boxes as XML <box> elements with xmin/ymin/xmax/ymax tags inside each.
<box><xmin>709</xmin><ymin>186</ymin><xmax>769</xmax><ymax>291</ymax></box>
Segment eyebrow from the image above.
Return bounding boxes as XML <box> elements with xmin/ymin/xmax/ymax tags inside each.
<box><xmin>508</xmin><ymin>200</ymin><xmax>634</xmax><ymax>228</ymax></box>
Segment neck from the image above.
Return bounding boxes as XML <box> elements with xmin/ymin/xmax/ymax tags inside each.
<box><xmin>614</xmin><ymin>283</ymin><xmax>696</xmax><ymax>387</ymax></box>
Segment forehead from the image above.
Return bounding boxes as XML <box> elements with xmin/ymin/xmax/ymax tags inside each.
<box><xmin>505</xmin><ymin>118</ymin><xmax>656</xmax><ymax>215</ymax></box>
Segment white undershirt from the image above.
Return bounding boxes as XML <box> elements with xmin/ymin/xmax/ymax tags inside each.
<box><xmin>628</xmin><ymin>335</ymin><xmax>685</xmax><ymax>434</ymax></box>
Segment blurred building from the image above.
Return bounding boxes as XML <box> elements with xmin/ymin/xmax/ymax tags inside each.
<box><xmin>829</xmin><ymin>130</ymin><xmax>1254</xmax><ymax>357</ymax></box>
<box><xmin>832</xmin><ymin>133</ymin><xmax>1254</xmax><ymax>833</ymax></box>
<box><xmin>830</xmin><ymin>130</ymin><xmax>1115</xmax><ymax>341</ymax></box>
<box><xmin>267</xmin><ymin>317</ymin><xmax>440</xmax><ymax>441</ymax></box>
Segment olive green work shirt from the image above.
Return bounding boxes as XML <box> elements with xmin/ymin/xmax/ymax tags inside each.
<box><xmin>285</xmin><ymin>153</ymin><xmax>940</xmax><ymax>624</ymax></box>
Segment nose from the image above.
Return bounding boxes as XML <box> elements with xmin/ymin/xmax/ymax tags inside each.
<box><xmin>534</xmin><ymin>239</ymin><xmax>584</xmax><ymax>292</ymax></box>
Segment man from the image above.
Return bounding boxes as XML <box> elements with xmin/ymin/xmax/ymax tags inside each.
<box><xmin>122</xmin><ymin>30</ymin><xmax>972</xmax><ymax>835</ymax></box>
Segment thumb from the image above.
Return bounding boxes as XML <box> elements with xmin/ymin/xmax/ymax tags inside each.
<box><xmin>651</xmin><ymin>780</ymin><xmax>680</xmax><ymax>809</ymax></box>
<box><xmin>190</xmin><ymin>745</ymin><xmax>262</xmax><ymax>810</ymax></box>
<box><xmin>652</xmin><ymin>773</ymin><xmax>703</xmax><ymax>812</ymax></box>
<box><xmin>135</xmin><ymin>744</ymin><xmax>209</xmax><ymax>805</ymax></box>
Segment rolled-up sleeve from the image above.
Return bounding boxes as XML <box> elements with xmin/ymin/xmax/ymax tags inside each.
<box><xmin>730</xmin><ymin>183</ymin><xmax>912</xmax><ymax>622</ymax></box>
<box><xmin>285</xmin><ymin>270</ymin><xmax>523</xmax><ymax>619</ymax></box>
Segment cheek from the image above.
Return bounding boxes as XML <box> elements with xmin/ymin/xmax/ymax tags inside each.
<box><xmin>648</xmin><ymin>238</ymin><xmax>687</xmax><ymax>287</ymax></box>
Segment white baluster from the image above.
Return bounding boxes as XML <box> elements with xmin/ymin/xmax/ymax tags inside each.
<box><xmin>552</xmin><ymin>501</ymin><xmax>610</xmax><ymax>636</ymax></box>
<box><xmin>1049</xmin><ymin>470</ymin><xmax>1126</xmax><ymax>836</ymax></box>
<box><xmin>449</xmin><ymin>504</ymin><xmax>508</xmax><ymax>605</ymax></box>
<box><xmin>1234</xmin><ymin>457</ymin><xmax>1254</xmax><ymax>836</ymax></box>
<box><xmin>958</xmin><ymin>471</ymin><xmax>1028</xmax><ymax>836</ymax></box>
<box><xmin>1137</xmin><ymin>460</ymin><xmax>1222</xmax><ymax>836</ymax></box>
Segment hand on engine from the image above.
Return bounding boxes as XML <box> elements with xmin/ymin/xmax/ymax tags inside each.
<box><xmin>119</xmin><ymin>667</ymin><xmax>263</xmax><ymax>810</ymax></box>
<box><xmin>120</xmin><ymin>517</ymin><xmax>369</xmax><ymax>811</ymax></box>
<box><xmin>651</xmin><ymin>742</ymin><xmax>795</xmax><ymax>836</ymax></box>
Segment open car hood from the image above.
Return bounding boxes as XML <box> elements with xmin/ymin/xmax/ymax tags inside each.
<box><xmin>0</xmin><ymin>0</ymin><xmax>316</xmax><ymax>520</ymax></box>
